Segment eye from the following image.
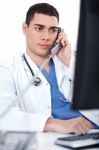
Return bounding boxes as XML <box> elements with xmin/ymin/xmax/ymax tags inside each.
<box><xmin>34</xmin><ymin>26</ymin><xmax>43</xmax><ymax>31</ymax></box>
<box><xmin>49</xmin><ymin>28</ymin><xmax>59</xmax><ymax>34</ymax></box>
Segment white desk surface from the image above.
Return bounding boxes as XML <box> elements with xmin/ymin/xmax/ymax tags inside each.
<box><xmin>35</xmin><ymin>132</ymin><xmax>99</xmax><ymax>150</ymax></box>
<box><xmin>36</xmin><ymin>132</ymin><xmax>66</xmax><ymax>150</ymax></box>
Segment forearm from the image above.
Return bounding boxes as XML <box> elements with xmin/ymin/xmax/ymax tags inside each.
<box><xmin>0</xmin><ymin>106</ymin><xmax>50</xmax><ymax>132</ymax></box>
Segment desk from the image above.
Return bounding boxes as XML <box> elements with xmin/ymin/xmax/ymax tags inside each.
<box><xmin>36</xmin><ymin>132</ymin><xmax>65</xmax><ymax>150</ymax></box>
<box><xmin>35</xmin><ymin>132</ymin><xmax>99</xmax><ymax>150</ymax></box>
<box><xmin>0</xmin><ymin>106</ymin><xmax>99</xmax><ymax>150</ymax></box>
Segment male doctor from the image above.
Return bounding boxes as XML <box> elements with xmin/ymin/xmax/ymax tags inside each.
<box><xmin>0</xmin><ymin>3</ymin><xmax>98</xmax><ymax>134</ymax></box>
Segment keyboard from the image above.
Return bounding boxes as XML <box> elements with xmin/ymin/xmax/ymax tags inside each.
<box><xmin>55</xmin><ymin>132</ymin><xmax>99</xmax><ymax>149</ymax></box>
<box><xmin>58</xmin><ymin>132</ymin><xmax>99</xmax><ymax>141</ymax></box>
<box><xmin>0</xmin><ymin>131</ymin><xmax>36</xmax><ymax>150</ymax></box>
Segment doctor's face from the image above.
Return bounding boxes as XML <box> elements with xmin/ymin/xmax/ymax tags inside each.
<box><xmin>22</xmin><ymin>13</ymin><xmax>59</xmax><ymax>58</ymax></box>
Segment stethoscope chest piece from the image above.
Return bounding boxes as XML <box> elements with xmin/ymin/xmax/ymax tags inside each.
<box><xmin>33</xmin><ymin>77</ymin><xmax>41</xmax><ymax>86</ymax></box>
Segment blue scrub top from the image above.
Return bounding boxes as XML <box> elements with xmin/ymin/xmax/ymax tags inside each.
<box><xmin>41</xmin><ymin>59</ymin><xmax>99</xmax><ymax>129</ymax></box>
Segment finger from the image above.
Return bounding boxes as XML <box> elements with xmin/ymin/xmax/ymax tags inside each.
<box><xmin>58</xmin><ymin>33</ymin><xmax>70</xmax><ymax>47</ymax></box>
<box><xmin>76</xmin><ymin>118</ymin><xmax>93</xmax><ymax>134</ymax></box>
<box><xmin>78</xmin><ymin>123</ymin><xmax>91</xmax><ymax>134</ymax></box>
<box><xmin>82</xmin><ymin>117</ymin><xmax>93</xmax><ymax>129</ymax></box>
<box><xmin>61</xmin><ymin>38</ymin><xmax>71</xmax><ymax>47</ymax></box>
<box><xmin>71</xmin><ymin>117</ymin><xmax>93</xmax><ymax>134</ymax></box>
<box><xmin>56</xmin><ymin>32</ymin><xmax>67</xmax><ymax>43</ymax></box>
<box><xmin>73</xmin><ymin>124</ymin><xmax>89</xmax><ymax>134</ymax></box>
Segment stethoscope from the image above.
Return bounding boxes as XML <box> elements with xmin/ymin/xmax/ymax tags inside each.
<box><xmin>23</xmin><ymin>54</ymin><xmax>41</xmax><ymax>86</ymax></box>
<box><xmin>23</xmin><ymin>54</ymin><xmax>71</xmax><ymax>103</ymax></box>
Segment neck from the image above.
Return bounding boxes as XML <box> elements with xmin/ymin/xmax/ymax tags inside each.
<box><xmin>26</xmin><ymin>50</ymin><xmax>50</xmax><ymax>72</ymax></box>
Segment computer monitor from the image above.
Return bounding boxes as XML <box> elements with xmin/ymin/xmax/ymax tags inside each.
<box><xmin>72</xmin><ymin>0</ymin><xmax>99</xmax><ymax>109</ymax></box>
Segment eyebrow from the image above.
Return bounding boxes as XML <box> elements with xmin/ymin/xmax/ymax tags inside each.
<box><xmin>33</xmin><ymin>24</ymin><xmax>58</xmax><ymax>29</ymax></box>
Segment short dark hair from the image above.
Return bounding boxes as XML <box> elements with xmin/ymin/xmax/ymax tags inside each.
<box><xmin>25</xmin><ymin>3</ymin><xmax>59</xmax><ymax>26</ymax></box>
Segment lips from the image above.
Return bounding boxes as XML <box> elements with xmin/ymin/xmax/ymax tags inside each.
<box><xmin>39</xmin><ymin>44</ymin><xmax>50</xmax><ymax>49</ymax></box>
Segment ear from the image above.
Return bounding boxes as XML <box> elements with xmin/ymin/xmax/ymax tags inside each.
<box><xmin>22</xmin><ymin>23</ymin><xmax>28</xmax><ymax>35</ymax></box>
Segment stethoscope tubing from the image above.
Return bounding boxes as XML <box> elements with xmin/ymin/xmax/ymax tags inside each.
<box><xmin>23</xmin><ymin>54</ymin><xmax>41</xmax><ymax>86</ymax></box>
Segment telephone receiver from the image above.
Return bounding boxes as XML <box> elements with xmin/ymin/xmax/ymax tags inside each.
<box><xmin>51</xmin><ymin>42</ymin><xmax>62</xmax><ymax>58</ymax></box>
<box><xmin>50</xmin><ymin>27</ymin><xmax>62</xmax><ymax>58</ymax></box>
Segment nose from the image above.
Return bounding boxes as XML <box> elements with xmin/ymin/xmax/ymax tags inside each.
<box><xmin>41</xmin><ymin>29</ymin><xmax>50</xmax><ymax>41</ymax></box>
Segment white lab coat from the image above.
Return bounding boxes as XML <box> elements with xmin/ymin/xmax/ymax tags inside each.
<box><xmin>0</xmin><ymin>52</ymin><xmax>98</xmax><ymax>131</ymax></box>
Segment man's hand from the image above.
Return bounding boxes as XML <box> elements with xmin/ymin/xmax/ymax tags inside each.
<box><xmin>56</xmin><ymin>30</ymin><xmax>71</xmax><ymax>67</ymax></box>
<box><xmin>44</xmin><ymin>116</ymin><xmax>93</xmax><ymax>134</ymax></box>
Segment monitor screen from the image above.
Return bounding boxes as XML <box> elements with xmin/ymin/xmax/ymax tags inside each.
<box><xmin>72</xmin><ymin>0</ymin><xmax>99</xmax><ymax>109</ymax></box>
